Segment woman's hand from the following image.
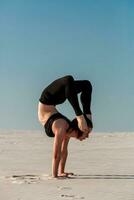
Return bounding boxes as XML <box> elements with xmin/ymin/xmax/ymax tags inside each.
<box><xmin>58</xmin><ymin>172</ymin><xmax>74</xmax><ymax>177</ymax></box>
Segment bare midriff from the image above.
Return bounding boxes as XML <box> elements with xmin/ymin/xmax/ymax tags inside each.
<box><xmin>38</xmin><ymin>102</ymin><xmax>58</xmax><ymax>126</ymax></box>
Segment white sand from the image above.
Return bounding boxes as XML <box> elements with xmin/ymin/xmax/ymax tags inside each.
<box><xmin>0</xmin><ymin>130</ymin><xmax>134</xmax><ymax>200</ymax></box>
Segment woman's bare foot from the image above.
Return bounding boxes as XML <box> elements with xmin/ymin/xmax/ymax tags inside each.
<box><xmin>76</xmin><ymin>115</ymin><xmax>89</xmax><ymax>133</ymax></box>
<box><xmin>86</xmin><ymin>114</ymin><xmax>92</xmax><ymax>121</ymax></box>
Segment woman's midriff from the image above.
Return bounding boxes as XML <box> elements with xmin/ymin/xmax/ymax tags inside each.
<box><xmin>38</xmin><ymin>102</ymin><xmax>58</xmax><ymax>125</ymax></box>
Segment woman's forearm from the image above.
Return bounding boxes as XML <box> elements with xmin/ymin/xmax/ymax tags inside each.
<box><xmin>59</xmin><ymin>151</ymin><xmax>68</xmax><ymax>174</ymax></box>
<box><xmin>52</xmin><ymin>155</ymin><xmax>61</xmax><ymax>177</ymax></box>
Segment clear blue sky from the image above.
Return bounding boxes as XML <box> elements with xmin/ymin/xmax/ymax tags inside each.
<box><xmin>1</xmin><ymin>0</ymin><xmax>134</xmax><ymax>132</ymax></box>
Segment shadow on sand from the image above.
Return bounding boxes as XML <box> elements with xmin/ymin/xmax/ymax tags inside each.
<box><xmin>70</xmin><ymin>174</ymin><xmax>134</xmax><ymax>180</ymax></box>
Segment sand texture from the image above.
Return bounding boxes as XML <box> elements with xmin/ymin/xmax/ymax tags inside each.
<box><xmin>0</xmin><ymin>130</ymin><xmax>134</xmax><ymax>200</ymax></box>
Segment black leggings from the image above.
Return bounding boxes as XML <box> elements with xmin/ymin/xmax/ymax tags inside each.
<box><xmin>40</xmin><ymin>75</ymin><xmax>92</xmax><ymax>116</ymax></box>
<box><xmin>65</xmin><ymin>76</ymin><xmax>92</xmax><ymax>115</ymax></box>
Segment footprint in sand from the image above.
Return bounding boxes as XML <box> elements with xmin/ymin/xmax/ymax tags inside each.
<box><xmin>58</xmin><ymin>186</ymin><xmax>72</xmax><ymax>190</ymax></box>
<box><xmin>57</xmin><ymin>185</ymin><xmax>85</xmax><ymax>199</ymax></box>
<box><xmin>60</xmin><ymin>194</ymin><xmax>85</xmax><ymax>199</ymax></box>
<box><xmin>4</xmin><ymin>174</ymin><xmax>49</xmax><ymax>184</ymax></box>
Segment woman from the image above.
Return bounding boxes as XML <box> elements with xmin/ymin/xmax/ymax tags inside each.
<box><xmin>38</xmin><ymin>75</ymin><xmax>93</xmax><ymax>178</ymax></box>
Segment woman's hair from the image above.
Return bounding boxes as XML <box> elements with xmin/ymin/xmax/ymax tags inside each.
<box><xmin>68</xmin><ymin>115</ymin><xmax>93</xmax><ymax>138</ymax></box>
<box><xmin>68</xmin><ymin>118</ymin><xmax>83</xmax><ymax>138</ymax></box>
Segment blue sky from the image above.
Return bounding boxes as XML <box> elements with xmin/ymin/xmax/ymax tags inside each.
<box><xmin>1</xmin><ymin>0</ymin><xmax>134</xmax><ymax>132</ymax></box>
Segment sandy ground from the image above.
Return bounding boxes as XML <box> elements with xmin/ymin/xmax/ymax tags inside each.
<box><xmin>0</xmin><ymin>130</ymin><xmax>134</xmax><ymax>200</ymax></box>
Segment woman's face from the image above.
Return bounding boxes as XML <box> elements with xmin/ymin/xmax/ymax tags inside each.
<box><xmin>68</xmin><ymin>129</ymin><xmax>79</xmax><ymax>139</ymax></box>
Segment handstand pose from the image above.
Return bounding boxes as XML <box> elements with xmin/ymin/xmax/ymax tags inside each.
<box><xmin>38</xmin><ymin>75</ymin><xmax>93</xmax><ymax>178</ymax></box>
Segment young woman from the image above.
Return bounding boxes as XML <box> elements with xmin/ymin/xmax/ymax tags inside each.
<box><xmin>38</xmin><ymin>75</ymin><xmax>93</xmax><ymax>178</ymax></box>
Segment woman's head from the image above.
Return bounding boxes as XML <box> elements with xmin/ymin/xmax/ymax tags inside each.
<box><xmin>67</xmin><ymin>118</ymin><xmax>83</xmax><ymax>138</ymax></box>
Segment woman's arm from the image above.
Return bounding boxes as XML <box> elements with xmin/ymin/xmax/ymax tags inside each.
<box><xmin>58</xmin><ymin>137</ymin><xmax>70</xmax><ymax>176</ymax></box>
<box><xmin>52</xmin><ymin>131</ymin><xmax>64</xmax><ymax>178</ymax></box>
<box><xmin>52</xmin><ymin>119</ymin><xmax>70</xmax><ymax>178</ymax></box>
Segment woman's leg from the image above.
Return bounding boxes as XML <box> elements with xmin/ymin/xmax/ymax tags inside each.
<box><xmin>64</xmin><ymin>76</ymin><xmax>83</xmax><ymax>116</ymax></box>
<box><xmin>75</xmin><ymin>80</ymin><xmax>93</xmax><ymax>138</ymax></box>
<box><xmin>65</xmin><ymin>76</ymin><xmax>93</xmax><ymax>133</ymax></box>
<box><xmin>75</xmin><ymin>80</ymin><xmax>92</xmax><ymax>115</ymax></box>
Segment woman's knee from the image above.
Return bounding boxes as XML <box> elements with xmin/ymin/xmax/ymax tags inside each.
<box><xmin>83</xmin><ymin>80</ymin><xmax>92</xmax><ymax>92</ymax></box>
<box><xmin>64</xmin><ymin>75</ymin><xmax>74</xmax><ymax>85</ymax></box>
